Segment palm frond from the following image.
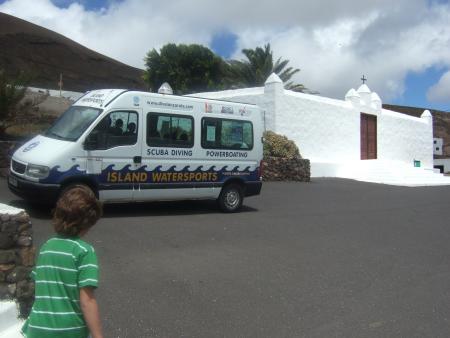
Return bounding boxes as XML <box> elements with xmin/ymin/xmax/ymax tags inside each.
<box><xmin>225</xmin><ymin>43</ymin><xmax>308</xmax><ymax>91</ymax></box>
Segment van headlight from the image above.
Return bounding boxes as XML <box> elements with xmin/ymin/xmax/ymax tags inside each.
<box><xmin>26</xmin><ymin>164</ymin><xmax>50</xmax><ymax>179</ymax></box>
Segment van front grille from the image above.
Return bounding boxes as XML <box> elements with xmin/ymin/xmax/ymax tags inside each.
<box><xmin>12</xmin><ymin>160</ymin><xmax>26</xmax><ymax>174</ymax></box>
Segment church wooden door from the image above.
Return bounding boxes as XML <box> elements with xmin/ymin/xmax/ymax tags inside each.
<box><xmin>360</xmin><ymin>113</ymin><xmax>377</xmax><ymax>160</ymax></box>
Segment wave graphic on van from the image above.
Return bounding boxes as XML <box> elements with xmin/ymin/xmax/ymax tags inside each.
<box><xmin>40</xmin><ymin>165</ymin><xmax>86</xmax><ymax>184</ymax></box>
<box><xmin>40</xmin><ymin>164</ymin><xmax>259</xmax><ymax>185</ymax></box>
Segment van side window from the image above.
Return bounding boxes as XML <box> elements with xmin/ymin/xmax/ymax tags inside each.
<box><xmin>147</xmin><ymin>113</ymin><xmax>193</xmax><ymax>148</ymax></box>
<box><xmin>201</xmin><ymin>117</ymin><xmax>253</xmax><ymax>150</ymax></box>
<box><xmin>90</xmin><ymin>111</ymin><xmax>138</xmax><ymax>150</ymax></box>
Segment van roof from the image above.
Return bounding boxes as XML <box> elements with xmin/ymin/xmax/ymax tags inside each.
<box><xmin>75</xmin><ymin>89</ymin><xmax>259</xmax><ymax>110</ymax></box>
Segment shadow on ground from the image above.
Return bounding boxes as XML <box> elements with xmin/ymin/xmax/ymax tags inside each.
<box><xmin>7</xmin><ymin>198</ymin><xmax>258</xmax><ymax>219</ymax></box>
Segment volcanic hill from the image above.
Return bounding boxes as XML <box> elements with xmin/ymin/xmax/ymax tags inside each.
<box><xmin>0</xmin><ymin>12</ymin><xmax>145</xmax><ymax>92</ymax></box>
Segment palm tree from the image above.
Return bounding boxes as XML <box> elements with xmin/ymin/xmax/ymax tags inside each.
<box><xmin>225</xmin><ymin>44</ymin><xmax>306</xmax><ymax>92</ymax></box>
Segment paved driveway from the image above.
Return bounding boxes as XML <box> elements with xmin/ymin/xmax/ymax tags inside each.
<box><xmin>1</xmin><ymin>178</ymin><xmax>450</xmax><ymax>337</ymax></box>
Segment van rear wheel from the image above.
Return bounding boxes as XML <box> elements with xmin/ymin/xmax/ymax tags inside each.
<box><xmin>218</xmin><ymin>184</ymin><xmax>243</xmax><ymax>213</ymax></box>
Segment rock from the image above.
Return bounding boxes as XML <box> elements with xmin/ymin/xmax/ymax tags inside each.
<box><xmin>0</xmin><ymin>214</ymin><xmax>10</xmax><ymax>222</ymax></box>
<box><xmin>0</xmin><ymin>250</ymin><xmax>16</xmax><ymax>264</ymax></box>
<box><xmin>0</xmin><ymin>232</ymin><xmax>14</xmax><ymax>249</ymax></box>
<box><xmin>1</xmin><ymin>221</ymin><xmax>19</xmax><ymax>234</ymax></box>
<box><xmin>7</xmin><ymin>283</ymin><xmax>16</xmax><ymax>297</ymax></box>
<box><xmin>17</xmin><ymin>235</ymin><xmax>32</xmax><ymax>247</ymax></box>
<box><xmin>19</xmin><ymin>247</ymin><xmax>36</xmax><ymax>267</ymax></box>
<box><xmin>18</xmin><ymin>222</ymin><xmax>31</xmax><ymax>233</ymax></box>
<box><xmin>6</xmin><ymin>266</ymin><xmax>32</xmax><ymax>283</ymax></box>
<box><xmin>0</xmin><ymin>264</ymin><xmax>15</xmax><ymax>272</ymax></box>
<box><xmin>16</xmin><ymin>280</ymin><xmax>34</xmax><ymax>300</ymax></box>
<box><xmin>13</xmin><ymin>212</ymin><xmax>29</xmax><ymax>224</ymax></box>
<box><xmin>0</xmin><ymin>283</ymin><xmax>12</xmax><ymax>299</ymax></box>
<box><xmin>19</xmin><ymin>229</ymin><xmax>33</xmax><ymax>237</ymax></box>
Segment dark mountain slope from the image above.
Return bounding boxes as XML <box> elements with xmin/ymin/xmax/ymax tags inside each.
<box><xmin>0</xmin><ymin>12</ymin><xmax>146</xmax><ymax>92</ymax></box>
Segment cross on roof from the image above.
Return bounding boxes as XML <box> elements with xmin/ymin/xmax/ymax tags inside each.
<box><xmin>361</xmin><ymin>75</ymin><xmax>367</xmax><ymax>84</ymax></box>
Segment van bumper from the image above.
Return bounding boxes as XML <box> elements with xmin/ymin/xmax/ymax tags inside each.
<box><xmin>7</xmin><ymin>172</ymin><xmax>60</xmax><ymax>203</ymax></box>
<box><xmin>244</xmin><ymin>181</ymin><xmax>262</xmax><ymax>197</ymax></box>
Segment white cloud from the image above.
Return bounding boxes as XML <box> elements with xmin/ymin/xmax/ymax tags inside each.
<box><xmin>1</xmin><ymin>0</ymin><xmax>450</xmax><ymax>103</ymax></box>
<box><xmin>233</xmin><ymin>2</ymin><xmax>450</xmax><ymax>101</ymax></box>
<box><xmin>0</xmin><ymin>0</ymin><xmax>214</xmax><ymax>68</ymax></box>
<box><xmin>427</xmin><ymin>71</ymin><xmax>450</xmax><ymax>103</ymax></box>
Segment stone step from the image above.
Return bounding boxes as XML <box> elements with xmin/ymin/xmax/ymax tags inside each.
<box><xmin>338</xmin><ymin>162</ymin><xmax>450</xmax><ymax>186</ymax></box>
<box><xmin>311</xmin><ymin>161</ymin><xmax>450</xmax><ymax>186</ymax></box>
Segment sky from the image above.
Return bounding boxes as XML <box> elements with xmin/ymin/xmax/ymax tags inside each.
<box><xmin>0</xmin><ymin>0</ymin><xmax>449</xmax><ymax>111</ymax></box>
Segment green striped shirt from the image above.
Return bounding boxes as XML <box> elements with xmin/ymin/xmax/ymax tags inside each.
<box><xmin>22</xmin><ymin>235</ymin><xmax>99</xmax><ymax>338</ymax></box>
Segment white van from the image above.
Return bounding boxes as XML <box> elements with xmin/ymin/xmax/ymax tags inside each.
<box><xmin>8</xmin><ymin>89</ymin><xmax>263</xmax><ymax>212</ymax></box>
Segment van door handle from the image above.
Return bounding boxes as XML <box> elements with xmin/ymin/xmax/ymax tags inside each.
<box><xmin>133</xmin><ymin>156</ymin><xmax>142</xmax><ymax>164</ymax></box>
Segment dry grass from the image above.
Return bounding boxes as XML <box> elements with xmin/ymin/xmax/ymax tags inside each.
<box><xmin>3</xmin><ymin>90</ymin><xmax>61</xmax><ymax>139</ymax></box>
<box><xmin>6</xmin><ymin>122</ymin><xmax>51</xmax><ymax>139</ymax></box>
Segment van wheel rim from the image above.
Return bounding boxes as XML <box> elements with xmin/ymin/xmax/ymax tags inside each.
<box><xmin>225</xmin><ymin>190</ymin><xmax>239</xmax><ymax>208</ymax></box>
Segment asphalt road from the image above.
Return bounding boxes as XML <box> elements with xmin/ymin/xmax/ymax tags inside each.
<box><xmin>2</xmin><ymin>178</ymin><xmax>450</xmax><ymax>338</ymax></box>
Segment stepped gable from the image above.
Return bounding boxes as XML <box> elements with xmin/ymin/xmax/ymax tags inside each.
<box><xmin>0</xmin><ymin>12</ymin><xmax>145</xmax><ymax>92</ymax></box>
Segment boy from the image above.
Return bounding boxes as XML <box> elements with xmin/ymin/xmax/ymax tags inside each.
<box><xmin>22</xmin><ymin>185</ymin><xmax>104</xmax><ymax>338</ymax></box>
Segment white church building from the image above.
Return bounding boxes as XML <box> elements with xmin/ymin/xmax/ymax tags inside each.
<box><xmin>193</xmin><ymin>73</ymin><xmax>450</xmax><ymax>186</ymax></box>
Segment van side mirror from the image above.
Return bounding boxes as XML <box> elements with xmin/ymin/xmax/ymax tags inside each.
<box><xmin>84</xmin><ymin>132</ymin><xmax>98</xmax><ymax>150</ymax></box>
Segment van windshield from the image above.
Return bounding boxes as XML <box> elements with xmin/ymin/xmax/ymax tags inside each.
<box><xmin>45</xmin><ymin>106</ymin><xmax>102</xmax><ymax>141</ymax></box>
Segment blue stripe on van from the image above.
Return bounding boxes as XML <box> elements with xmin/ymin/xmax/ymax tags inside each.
<box><xmin>40</xmin><ymin>164</ymin><xmax>260</xmax><ymax>186</ymax></box>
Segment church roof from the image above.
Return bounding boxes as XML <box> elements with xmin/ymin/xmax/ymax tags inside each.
<box><xmin>265</xmin><ymin>73</ymin><xmax>283</xmax><ymax>84</ymax></box>
<box><xmin>357</xmin><ymin>84</ymin><xmax>371</xmax><ymax>94</ymax></box>
<box><xmin>345</xmin><ymin>88</ymin><xmax>360</xmax><ymax>99</ymax></box>
<box><xmin>371</xmin><ymin>92</ymin><xmax>381</xmax><ymax>102</ymax></box>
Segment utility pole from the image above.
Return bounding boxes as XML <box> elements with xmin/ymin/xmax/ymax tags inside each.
<box><xmin>58</xmin><ymin>73</ymin><xmax>63</xmax><ymax>97</ymax></box>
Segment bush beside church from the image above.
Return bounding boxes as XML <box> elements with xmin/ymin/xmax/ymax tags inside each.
<box><xmin>262</xmin><ymin>131</ymin><xmax>310</xmax><ymax>182</ymax></box>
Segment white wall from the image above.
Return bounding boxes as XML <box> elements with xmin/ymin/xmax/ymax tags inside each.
<box><xmin>28</xmin><ymin>87</ymin><xmax>84</xmax><ymax>100</ymax></box>
<box><xmin>193</xmin><ymin>77</ymin><xmax>434</xmax><ymax>174</ymax></box>
<box><xmin>277</xmin><ymin>92</ymin><xmax>360</xmax><ymax>162</ymax></box>
<box><xmin>378</xmin><ymin>110</ymin><xmax>433</xmax><ymax>168</ymax></box>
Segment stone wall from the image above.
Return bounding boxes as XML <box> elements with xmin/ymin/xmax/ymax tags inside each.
<box><xmin>0</xmin><ymin>204</ymin><xmax>35</xmax><ymax>318</ymax></box>
<box><xmin>263</xmin><ymin>157</ymin><xmax>310</xmax><ymax>181</ymax></box>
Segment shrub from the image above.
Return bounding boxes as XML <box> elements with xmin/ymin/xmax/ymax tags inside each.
<box><xmin>263</xmin><ymin>131</ymin><xmax>301</xmax><ymax>159</ymax></box>
<box><xmin>0</xmin><ymin>69</ymin><xmax>28</xmax><ymax>137</ymax></box>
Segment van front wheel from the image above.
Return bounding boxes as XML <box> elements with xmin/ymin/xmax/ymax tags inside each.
<box><xmin>218</xmin><ymin>184</ymin><xmax>243</xmax><ymax>213</ymax></box>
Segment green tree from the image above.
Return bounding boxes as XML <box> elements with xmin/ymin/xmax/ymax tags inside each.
<box><xmin>226</xmin><ymin>44</ymin><xmax>305</xmax><ymax>92</ymax></box>
<box><xmin>144</xmin><ymin>43</ymin><xmax>227</xmax><ymax>95</ymax></box>
<box><xmin>0</xmin><ymin>69</ymin><xmax>28</xmax><ymax>137</ymax></box>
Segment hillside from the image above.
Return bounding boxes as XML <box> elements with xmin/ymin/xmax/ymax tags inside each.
<box><xmin>0</xmin><ymin>12</ymin><xmax>146</xmax><ymax>92</ymax></box>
